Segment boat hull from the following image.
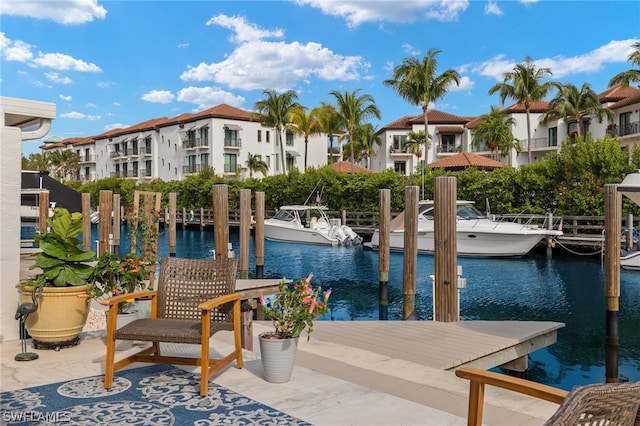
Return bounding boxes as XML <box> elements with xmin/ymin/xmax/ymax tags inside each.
<box><xmin>621</xmin><ymin>251</ymin><xmax>640</xmax><ymax>270</ymax></box>
<box><xmin>264</xmin><ymin>222</ymin><xmax>338</xmax><ymax>245</ymax></box>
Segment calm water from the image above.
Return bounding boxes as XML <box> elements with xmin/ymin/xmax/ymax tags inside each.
<box><xmin>110</xmin><ymin>225</ymin><xmax>640</xmax><ymax>391</ymax></box>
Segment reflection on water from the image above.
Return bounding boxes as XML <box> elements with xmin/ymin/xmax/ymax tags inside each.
<box><xmin>108</xmin><ymin>225</ymin><xmax>640</xmax><ymax>390</ymax></box>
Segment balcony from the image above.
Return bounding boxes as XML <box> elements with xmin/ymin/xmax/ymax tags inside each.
<box><xmin>182</xmin><ymin>164</ymin><xmax>203</xmax><ymax>175</ymax></box>
<box><xmin>437</xmin><ymin>144</ymin><xmax>461</xmax><ymax>154</ymax></box>
<box><xmin>224</xmin><ymin>138</ymin><xmax>242</xmax><ymax>149</ymax></box>
<box><xmin>139</xmin><ymin>147</ymin><xmax>152</xmax><ymax>156</ymax></box>
<box><xmin>79</xmin><ymin>172</ymin><xmax>95</xmax><ymax>182</ymax></box>
<box><xmin>619</xmin><ymin>121</ymin><xmax>640</xmax><ymax>137</ymax></box>
<box><xmin>110</xmin><ymin>151</ymin><xmax>123</xmax><ymax>158</ymax></box>
<box><xmin>80</xmin><ymin>155</ymin><xmax>96</xmax><ymax>163</ymax></box>
<box><xmin>139</xmin><ymin>169</ymin><xmax>153</xmax><ymax>178</ymax></box>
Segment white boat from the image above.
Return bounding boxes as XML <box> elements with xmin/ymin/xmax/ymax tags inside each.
<box><xmin>264</xmin><ymin>205</ymin><xmax>362</xmax><ymax>246</ymax></box>
<box><xmin>367</xmin><ymin>200</ymin><xmax>563</xmax><ymax>257</ymax></box>
<box><xmin>620</xmin><ymin>234</ymin><xmax>640</xmax><ymax>270</ymax></box>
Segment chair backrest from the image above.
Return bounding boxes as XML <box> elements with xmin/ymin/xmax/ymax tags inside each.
<box><xmin>156</xmin><ymin>257</ymin><xmax>238</xmax><ymax>323</ymax></box>
<box><xmin>544</xmin><ymin>381</ymin><xmax>640</xmax><ymax>426</ymax></box>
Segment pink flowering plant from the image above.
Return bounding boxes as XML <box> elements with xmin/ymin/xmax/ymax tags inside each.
<box><xmin>259</xmin><ymin>274</ymin><xmax>331</xmax><ymax>341</ymax></box>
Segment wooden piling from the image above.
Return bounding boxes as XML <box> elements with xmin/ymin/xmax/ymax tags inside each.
<box><xmin>625</xmin><ymin>213</ymin><xmax>634</xmax><ymax>250</ymax></box>
<box><xmin>112</xmin><ymin>194</ymin><xmax>121</xmax><ymax>257</ymax></box>
<box><xmin>239</xmin><ymin>189</ymin><xmax>251</xmax><ymax>279</ymax></box>
<box><xmin>38</xmin><ymin>191</ymin><xmax>49</xmax><ymax>235</ymax></box>
<box><xmin>434</xmin><ymin>176</ymin><xmax>458</xmax><ymax>322</ymax></box>
<box><xmin>168</xmin><ymin>193</ymin><xmax>177</xmax><ymax>257</ymax></box>
<box><xmin>98</xmin><ymin>190</ymin><xmax>112</xmax><ymax>257</ymax></box>
<box><xmin>403</xmin><ymin>186</ymin><xmax>419</xmax><ymax>320</ymax></box>
<box><xmin>379</xmin><ymin>189</ymin><xmax>390</xmax><ymax>320</ymax></box>
<box><xmin>604</xmin><ymin>184</ymin><xmax>621</xmax><ymax>382</ymax></box>
<box><xmin>546</xmin><ymin>211</ymin><xmax>553</xmax><ymax>257</ymax></box>
<box><xmin>255</xmin><ymin>192</ymin><xmax>265</xmax><ymax>278</ymax></box>
<box><xmin>81</xmin><ymin>193</ymin><xmax>91</xmax><ymax>251</ymax></box>
<box><xmin>213</xmin><ymin>184</ymin><xmax>229</xmax><ymax>260</ymax></box>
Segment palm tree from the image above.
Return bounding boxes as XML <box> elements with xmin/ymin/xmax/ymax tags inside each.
<box><xmin>403</xmin><ymin>130</ymin><xmax>427</xmax><ymax>159</ymax></box>
<box><xmin>383</xmin><ymin>48</ymin><xmax>461</xmax><ymax>163</ymax></box>
<box><xmin>245</xmin><ymin>152</ymin><xmax>268</xmax><ymax>178</ymax></box>
<box><xmin>472</xmin><ymin>106</ymin><xmax>520</xmax><ymax>161</ymax></box>
<box><xmin>353</xmin><ymin>123</ymin><xmax>380</xmax><ymax>169</ymax></box>
<box><xmin>488</xmin><ymin>56</ymin><xmax>557</xmax><ymax>164</ymax></box>
<box><xmin>288</xmin><ymin>106</ymin><xmax>322</xmax><ymax>170</ymax></box>
<box><xmin>252</xmin><ymin>89</ymin><xmax>301</xmax><ymax>174</ymax></box>
<box><xmin>314</xmin><ymin>103</ymin><xmax>344</xmax><ymax>165</ymax></box>
<box><xmin>541</xmin><ymin>82</ymin><xmax>614</xmax><ymax>137</ymax></box>
<box><xmin>329</xmin><ymin>89</ymin><xmax>381</xmax><ymax>174</ymax></box>
<box><xmin>48</xmin><ymin>149</ymin><xmax>80</xmax><ymax>182</ymax></box>
<box><xmin>609</xmin><ymin>41</ymin><xmax>640</xmax><ymax>87</ymax></box>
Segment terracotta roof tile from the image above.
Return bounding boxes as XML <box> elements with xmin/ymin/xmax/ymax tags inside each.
<box><xmin>330</xmin><ymin>161</ymin><xmax>375</xmax><ymax>174</ymax></box>
<box><xmin>504</xmin><ymin>100</ymin><xmax>549</xmax><ymax>113</ymax></box>
<box><xmin>379</xmin><ymin>115</ymin><xmax>418</xmax><ymax>132</ymax></box>
<box><xmin>408</xmin><ymin>110</ymin><xmax>470</xmax><ymax>125</ymax></box>
<box><xmin>599</xmin><ymin>86</ymin><xmax>640</xmax><ymax>103</ymax></box>
<box><xmin>428</xmin><ymin>152</ymin><xmax>506</xmax><ymax>171</ymax></box>
<box><xmin>609</xmin><ymin>90</ymin><xmax>640</xmax><ymax>110</ymax></box>
<box><xmin>436</xmin><ymin>126</ymin><xmax>464</xmax><ymax>134</ymax></box>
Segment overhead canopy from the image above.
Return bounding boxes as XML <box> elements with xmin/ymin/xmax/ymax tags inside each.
<box><xmin>286</xmin><ymin>150</ymin><xmax>300</xmax><ymax>157</ymax></box>
<box><xmin>21</xmin><ymin>171</ymin><xmax>82</xmax><ymax>213</ymax></box>
<box><xmin>224</xmin><ymin>123</ymin><xmax>242</xmax><ymax>131</ymax></box>
<box><xmin>619</xmin><ymin>169</ymin><xmax>640</xmax><ymax>207</ymax></box>
<box><xmin>428</xmin><ymin>152</ymin><xmax>505</xmax><ymax>171</ymax></box>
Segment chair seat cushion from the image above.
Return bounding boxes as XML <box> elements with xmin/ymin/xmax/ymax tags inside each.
<box><xmin>115</xmin><ymin>318</ymin><xmax>233</xmax><ymax>344</ymax></box>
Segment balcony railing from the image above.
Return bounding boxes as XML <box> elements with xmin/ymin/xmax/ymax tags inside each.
<box><xmin>182</xmin><ymin>164</ymin><xmax>203</xmax><ymax>174</ymax></box>
<box><xmin>224</xmin><ymin>164</ymin><xmax>238</xmax><ymax>173</ymax></box>
<box><xmin>224</xmin><ymin>138</ymin><xmax>242</xmax><ymax>148</ymax></box>
<box><xmin>437</xmin><ymin>144</ymin><xmax>460</xmax><ymax>153</ymax></box>
<box><xmin>110</xmin><ymin>151</ymin><xmax>123</xmax><ymax>158</ymax></box>
<box><xmin>79</xmin><ymin>172</ymin><xmax>95</xmax><ymax>182</ymax></box>
<box><xmin>139</xmin><ymin>147</ymin><xmax>152</xmax><ymax>156</ymax></box>
<box><xmin>619</xmin><ymin>121</ymin><xmax>640</xmax><ymax>137</ymax></box>
<box><xmin>80</xmin><ymin>155</ymin><xmax>96</xmax><ymax>163</ymax></box>
<box><xmin>139</xmin><ymin>169</ymin><xmax>153</xmax><ymax>177</ymax></box>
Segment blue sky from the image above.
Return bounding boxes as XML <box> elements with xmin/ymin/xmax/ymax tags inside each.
<box><xmin>2</xmin><ymin>0</ymin><xmax>639</xmax><ymax>157</ymax></box>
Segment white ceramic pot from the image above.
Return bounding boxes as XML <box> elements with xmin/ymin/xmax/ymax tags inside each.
<box><xmin>258</xmin><ymin>333</ymin><xmax>299</xmax><ymax>383</ymax></box>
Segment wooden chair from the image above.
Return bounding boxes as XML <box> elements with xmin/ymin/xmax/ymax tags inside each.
<box><xmin>102</xmin><ymin>257</ymin><xmax>243</xmax><ymax>396</ymax></box>
<box><xmin>456</xmin><ymin>367</ymin><xmax>640</xmax><ymax>426</ymax></box>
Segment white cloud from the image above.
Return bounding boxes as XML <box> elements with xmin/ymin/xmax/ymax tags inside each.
<box><xmin>295</xmin><ymin>0</ymin><xmax>469</xmax><ymax>28</ymax></box>
<box><xmin>0</xmin><ymin>32</ymin><xmax>34</xmax><ymax>62</ymax></box>
<box><xmin>449</xmin><ymin>75</ymin><xmax>475</xmax><ymax>92</ymax></box>
<box><xmin>470</xmin><ymin>39</ymin><xmax>639</xmax><ymax>81</ymax></box>
<box><xmin>177</xmin><ymin>86</ymin><xmax>246</xmax><ymax>110</ymax></box>
<box><xmin>177</xmin><ymin>43</ymin><xmax>189</xmax><ymax>49</ymax></box>
<box><xmin>207</xmin><ymin>14</ymin><xmax>284</xmax><ymax>43</ymax></box>
<box><xmin>44</xmin><ymin>72</ymin><xmax>72</xmax><ymax>84</ymax></box>
<box><xmin>97</xmin><ymin>81</ymin><xmax>113</xmax><ymax>88</ymax></box>
<box><xmin>60</xmin><ymin>111</ymin><xmax>101</xmax><ymax>120</ymax></box>
<box><xmin>402</xmin><ymin>43</ymin><xmax>421</xmax><ymax>56</ymax></box>
<box><xmin>85</xmin><ymin>103</ymin><xmax>97</xmax><ymax>108</ymax></box>
<box><xmin>182</xmin><ymin>14</ymin><xmax>368</xmax><ymax>91</ymax></box>
<box><xmin>32</xmin><ymin>52</ymin><xmax>101</xmax><ymax>72</ymax></box>
<box><xmin>1</xmin><ymin>0</ymin><xmax>107</xmax><ymax>25</ymax></box>
<box><xmin>105</xmin><ymin>122</ymin><xmax>128</xmax><ymax>131</ymax></box>
<box><xmin>113</xmin><ymin>102</ymin><xmax>120</xmax><ymax>107</ymax></box>
<box><xmin>59</xmin><ymin>94</ymin><xmax>72</xmax><ymax>101</ymax></box>
<box><xmin>142</xmin><ymin>90</ymin><xmax>175</xmax><ymax>104</ymax></box>
<box><xmin>485</xmin><ymin>1</ymin><xmax>503</xmax><ymax>16</ymax></box>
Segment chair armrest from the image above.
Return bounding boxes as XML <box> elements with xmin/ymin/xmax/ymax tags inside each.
<box><xmin>456</xmin><ymin>367</ymin><xmax>567</xmax><ymax>404</ymax></box>
<box><xmin>198</xmin><ymin>293</ymin><xmax>241</xmax><ymax>311</ymax></box>
<box><xmin>99</xmin><ymin>290</ymin><xmax>158</xmax><ymax>307</ymax></box>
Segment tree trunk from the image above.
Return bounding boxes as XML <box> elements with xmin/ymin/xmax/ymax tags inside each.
<box><xmin>526</xmin><ymin>107</ymin><xmax>532</xmax><ymax>164</ymax></box>
<box><xmin>278</xmin><ymin>129</ymin><xmax>286</xmax><ymax>174</ymax></box>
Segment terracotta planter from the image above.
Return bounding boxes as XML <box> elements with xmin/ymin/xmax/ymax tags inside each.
<box><xmin>259</xmin><ymin>333</ymin><xmax>299</xmax><ymax>383</ymax></box>
<box><xmin>18</xmin><ymin>285</ymin><xmax>91</xmax><ymax>347</ymax></box>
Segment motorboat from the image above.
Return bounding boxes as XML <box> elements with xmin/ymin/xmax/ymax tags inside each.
<box><xmin>366</xmin><ymin>200</ymin><xmax>563</xmax><ymax>257</ymax></box>
<box><xmin>621</xmin><ymin>246</ymin><xmax>640</xmax><ymax>270</ymax></box>
<box><xmin>264</xmin><ymin>205</ymin><xmax>362</xmax><ymax>246</ymax></box>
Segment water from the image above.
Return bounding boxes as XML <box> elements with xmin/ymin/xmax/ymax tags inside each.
<box><xmin>103</xmin><ymin>225</ymin><xmax>640</xmax><ymax>390</ymax></box>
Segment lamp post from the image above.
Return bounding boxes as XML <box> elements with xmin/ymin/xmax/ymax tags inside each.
<box><xmin>605</xmin><ymin>169</ymin><xmax>640</xmax><ymax>382</ymax></box>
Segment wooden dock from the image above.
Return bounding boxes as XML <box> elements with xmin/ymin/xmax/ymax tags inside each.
<box><xmin>283</xmin><ymin>320</ymin><xmax>564</xmax><ymax>372</ymax></box>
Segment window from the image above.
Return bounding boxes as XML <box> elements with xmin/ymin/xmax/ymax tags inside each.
<box><xmin>145</xmin><ymin>160</ymin><xmax>152</xmax><ymax>177</ymax></box>
<box><xmin>257</xmin><ymin>130</ymin><xmax>262</xmax><ymax>142</ymax></box>
<box><xmin>286</xmin><ymin>153</ymin><xmax>296</xmax><ymax>170</ymax></box>
<box><xmin>275</xmin><ymin>153</ymin><xmax>280</xmax><ymax>172</ymax></box>
<box><xmin>132</xmin><ymin>161</ymin><xmax>139</xmax><ymax>177</ymax></box>
<box><xmin>394</xmin><ymin>161</ymin><xmax>406</xmax><ymax>175</ymax></box>
<box><xmin>392</xmin><ymin>135</ymin><xmax>407</xmax><ymax>152</ymax></box>
<box><xmin>224</xmin><ymin>153</ymin><xmax>238</xmax><ymax>173</ymax></box>
<box><xmin>620</xmin><ymin>112</ymin><xmax>632</xmax><ymax>136</ymax></box>
<box><xmin>266</xmin><ymin>131</ymin><xmax>271</xmax><ymax>143</ymax></box>
<box><xmin>200</xmin><ymin>153</ymin><xmax>209</xmax><ymax>168</ymax></box>
<box><xmin>224</xmin><ymin>128</ymin><xmax>240</xmax><ymax>147</ymax></box>
<box><xmin>200</xmin><ymin>126</ymin><xmax>209</xmax><ymax>147</ymax></box>
<box><xmin>439</xmin><ymin>134</ymin><xmax>456</xmax><ymax>153</ymax></box>
<box><xmin>286</xmin><ymin>131</ymin><xmax>294</xmax><ymax>146</ymax></box>
<box><xmin>185</xmin><ymin>155</ymin><xmax>197</xmax><ymax>174</ymax></box>
<box><xmin>548</xmin><ymin>127</ymin><xmax>558</xmax><ymax>147</ymax></box>
<box><xmin>266</xmin><ymin>155</ymin><xmax>270</xmax><ymax>168</ymax></box>
<box><xmin>143</xmin><ymin>137</ymin><xmax>152</xmax><ymax>154</ymax></box>
<box><xmin>183</xmin><ymin>130</ymin><xmax>197</xmax><ymax>148</ymax></box>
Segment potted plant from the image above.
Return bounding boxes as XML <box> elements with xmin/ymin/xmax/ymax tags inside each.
<box><xmin>18</xmin><ymin>207</ymin><xmax>96</xmax><ymax>348</ymax></box>
<box><xmin>258</xmin><ymin>274</ymin><xmax>331</xmax><ymax>383</ymax></box>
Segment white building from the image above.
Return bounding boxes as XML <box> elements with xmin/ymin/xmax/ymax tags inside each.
<box><xmin>372</xmin><ymin>86</ymin><xmax>640</xmax><ymax>174</ymax></box>
<box><xmin>44</xmin><ymin>104</ymin><xmax>327</xmax><ymax>183</ymax></box>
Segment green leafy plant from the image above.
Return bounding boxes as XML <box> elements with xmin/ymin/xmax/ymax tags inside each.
<box><xmin>259</xmin><ymin>274</ymin><xmax>331</xmax><ymax>340</ymax></box>
<box><xmin>88</xmin><ymin>252</ymin><xmax>151</xmax><ymax>313</ymax></box>
<box><xmin>25</xmin><ymin>207</ymin><xmax>96</xmax><ymax>287</ymax></box>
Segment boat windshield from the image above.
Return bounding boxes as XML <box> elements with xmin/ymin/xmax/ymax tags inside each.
<box><xmin>456</xmin><ymin>205</ymin><xmax>484</xmax><ymax>220</ymax></box>
<box><xmin>272</xmin><ymin>209</ymin><xmax>295</xmax><ymax>222</ymax></box>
